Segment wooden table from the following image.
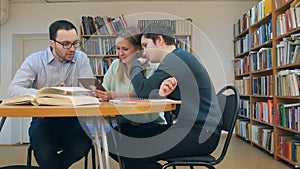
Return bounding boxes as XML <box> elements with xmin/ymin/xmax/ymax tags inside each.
<box><xmin>0</xmin><ymin>102</ymin><xmax>176</xmax><ymax>169</ymax></box>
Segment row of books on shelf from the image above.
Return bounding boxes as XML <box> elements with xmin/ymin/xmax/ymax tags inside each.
<box><xmin>89</xmin><ymin>57</ymin><xmax>117</xmax><ymax>76</ymax></box>
<box><xmin>276</xmin><ymin>69</ymin><xmax>300</xmax><ymax>96</ymax></box>
<box><xmin>234</xmin><ymin>75</ymin><xmax>273</xmax><ymax>96</ymax></box>
<box><xmin>276</xmin><ymin>34</ymin><xmax>300</xmax><ymax>67</ymax></box>
<box><xmin>234</xmin><ymin>34</ymin><xmax>250</xmax><ymax>56</ymax></box>
<box><xmin>253</xmin><ymin>100</ymin><xmax>274</xmax><ymax>124</ymax></box>
<box><xmin>251</xmin><ymin>125</ymin><xmax>274</xmax><ymax>152</ymax></box>
<box><xmin>82</xmin><ymin>37</ymin><xmax>116</xmax><ymax>55</ymax></box>
<box><xmin>252</xmin><ymin>75</ymin><xmax>273</xmax><ymax>96</ymax></box>
<box><xmin>239</xmin><ymin>99</ymin><xmax>275</xmax><ymax>123</ymax></box>
<box><xmin>236</xmin><ymin>118</ymin><xmax>274</xmax><ymax>152</ymax></box>
<box><xmin>235</xmin><ymin>118</ymin><xmax>251</xmax><ymax>140</ymax></box>
<box><xmin>238</xmin><ymin>100</ymin><xmax>300</xmax><ymax>132</ymax></box>
<box><xmin>82</xmin><ymin>36</ymin><xmax>191</xmax><ymax>55</ymax></box>
<box><xmin>81</xmin><ymin>15</ymin><xmax>128</xmax><ymax>35</ymax></box>
<box><xmin>277</xmin><ymin>135</ymin><xmax>300</xmax><ymax>163</ymax></box>
<box><xmin>248</xmin><ymin>0</ymin><xmax>272</xmax><ymax>26</ymax></box>
<box><xmin>82</xmin><ymin>16</ymin><xmax>193</xmax><ymax>37</ymax></box>
<box><xmin>233</xmin><ymin>13</ymin><xmax>249</xmax><ymax>38</ymax></box>
<box><xmin>234</xmin><ymin>77</ymin><xmax>251</xmax><ymax>96</ymax></box>
<box><xmin>137</xmin><ymin>19</ymin><xmax>192</xmax><ymax>35</ymax></box>
<box><xmin>250</xmin><ymin>20</ymin><xmax>272</xmax><ymax>49</ymax></box>
<box><xmin>275</xmin><ymin>0</ymin><xmax>294</xmax><ymax>9</ymax></box>
<box><xmin>233</xmin><ymin>0</ymin><xmax>272</xmax><ymax>37</ymax></box>
<box><xmin>233</xmin><ymin>0</ymin><xmax>271</xmax><ymax>29</ymax></box>
<box><xmin>235</xmin><ymin>68</ymin><xmax>300</xmax><ymax>97</ymax></box>
<box><xmin>234</xmin><ymin>20</ymin><xmax>272</xmax><ymax>56</ymax></box>
<box><xmin>277</xmin><ymin>102</ymin><xmax>300</xmax><ymax>131</ymax></box>
<box><xmin>233</xmin><ymin>0</ymin><xmax>300</xmax><ymax>54</ymax></box>
<box><xmin>239</xmin><ymin>99</ymin><xmax>250</xmax><ymax>117</ymax></box>
<box><xmin>275</xmin><ymin>1</ymin><xmax>300</xmax><ymax>37</ymax></box>
<box><xmin>251</xmin><ymin>48</ymin><xmax>272</xmax><ymax>71</ymax></box>
<box><xmin>175</xmin><ymin>37</ymin><xmax>191</xmax><ymax>52</ymax></box>
<box><xmin>234</xmin><ymin>48</ymin><xmax>272</xmax><ymax>75</ymax></box>
<box><xmin>234</xmin><ymin>55</ymin><xmax>250</xmax><ymax>75</ymax></box>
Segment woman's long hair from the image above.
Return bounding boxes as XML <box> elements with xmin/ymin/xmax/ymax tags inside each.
<box><xmin>116</xmin><ymin>27</ymin><xmax>142</xmax><ymax>84</ymax></box>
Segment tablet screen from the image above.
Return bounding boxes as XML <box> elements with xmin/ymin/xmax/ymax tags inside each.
<box><xmin>78</xmin><ymin>77</ymin><xmax>106</xmax><ymax>91</ymax></box>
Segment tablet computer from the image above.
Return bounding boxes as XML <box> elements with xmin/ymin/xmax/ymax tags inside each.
<box><xmin>78</xmin><ymin>77</ymin><xmax>106</xmax><ymax>91</ymax></box>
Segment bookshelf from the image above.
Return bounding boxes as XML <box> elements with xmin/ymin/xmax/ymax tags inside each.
<box><xmin>80</xmin><ymin>15</ymin><xmax>193</xmax><ymax>79</ymax></box>
<box><xmin>233</xmin><ymin>0</ymin><xmax>300</xmax><ymax>167</ymax></box>
<box><xmin>137</xmin><ymin>19</ymin><xmax>193</xmax><ymax>52</ymax></box>
<box><xmin>80</xmin><ymin>15</ymin><xmax>127</xmax><ymax>78</ymax></box>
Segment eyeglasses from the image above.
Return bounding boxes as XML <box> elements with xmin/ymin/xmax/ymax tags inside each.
<box><xmin>53</xmin><ymin>39</ymin><xmax>82</xmax><ymax>49</ymax></box>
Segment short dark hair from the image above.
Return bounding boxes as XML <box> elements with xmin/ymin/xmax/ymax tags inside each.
<box><xmin>141</xmin><ymin>23</ymin><xmax>175</xmax><ymax>45</ymax></box>
<box><xmin>49</xmin><ymin>20</ymin><xmax>77</xmax><ymax>40</ymax></box>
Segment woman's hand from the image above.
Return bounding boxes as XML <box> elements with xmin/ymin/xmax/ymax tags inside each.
<box><xmin>94</xmin><ymin>89</ymin><xmax>112</xmax><ymax>101</ymax></box>
<box><xmin>159</xmin><ymin>77</ymin><xmax>177</xmax><ymax>96</ymax></box>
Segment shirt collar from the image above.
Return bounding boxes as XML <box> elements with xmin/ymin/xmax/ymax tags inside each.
<box><xmin>46</xmin><ymin>46</ymin><xmax>76</xmax><ymax>64</ymax></box>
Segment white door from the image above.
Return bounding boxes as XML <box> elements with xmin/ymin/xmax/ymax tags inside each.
<box><xmin>21</xmin><ymin>37</ymin><xmax>49</xmax><ymax>143</ymax></box>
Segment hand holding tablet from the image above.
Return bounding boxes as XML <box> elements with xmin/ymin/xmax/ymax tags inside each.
<box><xmin>78</xmin><ymin>77</ymin><xmax>106</xmax><ymax>91</ymax></box>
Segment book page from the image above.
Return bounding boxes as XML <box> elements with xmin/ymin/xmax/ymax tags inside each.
<box><xmin>2</xmin><ymin>87</ymin><xmax>95</xmax><ymax>106</ymax></box>
<box><xmin>34</xmin><ymin>94</ymin><xmax>100</xmax><ymax>106</ymax></box>
<box><xmin>50</xmin><ymin>87</ymin><xmax>91</xmax><ymax>92</ymax></box>
<box><xmin>1</xmin><ymin>95</ymin><xmax>35</xmax><ymax>105</ymax></box>
<box><xmin>37</xmin><ymin>87</ymin><xmax>91</xmax><ymax>96</ymax></box>
<box><xmin>36</xmin><ymin>87</ymin><xmax>68</xmax><ymax>95</ymax></box>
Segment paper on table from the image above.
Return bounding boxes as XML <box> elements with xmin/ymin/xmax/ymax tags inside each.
<box><xmin>109</xmin><ymin>98</ymin><xmax>182</xmax><ymax>104</ymax></box>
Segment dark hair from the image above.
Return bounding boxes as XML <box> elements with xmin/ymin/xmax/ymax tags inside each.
<box><xmin>141</xmin><ymin>23</ymin><xmax>175</xmax><ymax>45</ymax></box>
<box><xmin>49</xmin><ymin>20</ymin><xmax>77</xmax><ymax>40</ymax></box>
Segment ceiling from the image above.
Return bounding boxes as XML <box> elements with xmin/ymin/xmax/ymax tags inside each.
<box><xmin>9</xmin><ymin>0</ymin><xmax>259</xmax><ymax>3</ymax></box>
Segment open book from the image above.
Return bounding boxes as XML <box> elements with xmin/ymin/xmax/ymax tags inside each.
<box><xmin>1</xmin><ymin>87</ymin><xmax>100</xmax><ymax>106</ymax></box>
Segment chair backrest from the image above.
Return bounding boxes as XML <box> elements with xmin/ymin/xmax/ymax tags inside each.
<box><xmin>214</xmin><ymin>85</ymin><xmax>240</xmax><ymax>164</ymax></box>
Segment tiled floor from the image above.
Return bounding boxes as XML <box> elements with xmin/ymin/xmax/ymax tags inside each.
<box><xmin>0</xmin><ymin>137</ymin><xmax>293</xmax><ymax>169</ymax></box>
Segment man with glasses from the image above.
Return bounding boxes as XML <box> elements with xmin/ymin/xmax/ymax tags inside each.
<box><xmin>7</xmin><ymin>20</ymin><xmax>94</xmax><ymax>169</ymax></box>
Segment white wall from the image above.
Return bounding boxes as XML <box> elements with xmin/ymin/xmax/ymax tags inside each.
<box><xmin>0</xmin><ymin>1</ymin><xmax>258</xmax><ymax>144</ymax></box>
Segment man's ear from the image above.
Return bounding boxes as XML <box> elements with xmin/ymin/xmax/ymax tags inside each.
<box><xmin>156</xmin><ymin>35</ymin><xmax>165</xmax><ymax>46</ymax></box>
<box><xmin>49</xmin><ymin>40</ymin><xmax>55</xmax><ymax>48</ymax></box>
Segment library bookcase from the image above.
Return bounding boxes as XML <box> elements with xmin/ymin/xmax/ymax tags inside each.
<box><xmin>80</xmin><ymin>15</ymin><xmax>193</xmax><ymax>79</ymax></box>
<box><xmin>233</xmin><ymin>0</ymin><xmax>300</xmax><ymax>167</ymax></box>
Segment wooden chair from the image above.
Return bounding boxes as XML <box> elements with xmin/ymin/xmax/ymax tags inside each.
<box><xmin>161</xmin><ymin>85</ymin><xmax>240</xmax><ymax>169</ymax></box>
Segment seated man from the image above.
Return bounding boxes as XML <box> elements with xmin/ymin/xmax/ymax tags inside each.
<box><xmin>7</xmin><ymin>20</ymin><xmax>93</xmax><ymax>169</ymax></box>
<box><xmin>117</xmin><ymin>22</ymin><xmax>223</xmax><ymax>169</ymax></box>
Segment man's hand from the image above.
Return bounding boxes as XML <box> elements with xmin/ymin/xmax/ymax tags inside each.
<box><xmin>159</xmin><ymin>77</ymin><xmax>177</xmax><ymax>96</ymax></box>
<box><xmin>58</xmin><ymin>82</ymin><xmax>67</xmax><ymax>87</ymax></box>
<box><xmin>137</xmin><ymin>57</ymin><xmax>149</xmax><ymax>69</ymax></box>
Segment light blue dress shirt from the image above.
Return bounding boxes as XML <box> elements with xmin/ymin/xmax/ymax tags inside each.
<box><xmin>7</xmin><ymin>47</ymin><xmax>94</xmax><ymax>97</ymax></box>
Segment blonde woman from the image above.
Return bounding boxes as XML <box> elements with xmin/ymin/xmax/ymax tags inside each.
<box><xmin>94</xmin><ymin>27</ymin><xmax>166</xmax><ymax>129</ymax></box>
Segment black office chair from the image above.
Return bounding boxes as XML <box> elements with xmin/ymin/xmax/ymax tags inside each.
<box><xmin>27</xmin><ymin>144</ymin><xmax>96</xmax><ymax>169</ymax></box>
<box><xmin>161</xmin><ymin>85</ymin><xmax>240</xmax><ymax>169</ymax></box>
